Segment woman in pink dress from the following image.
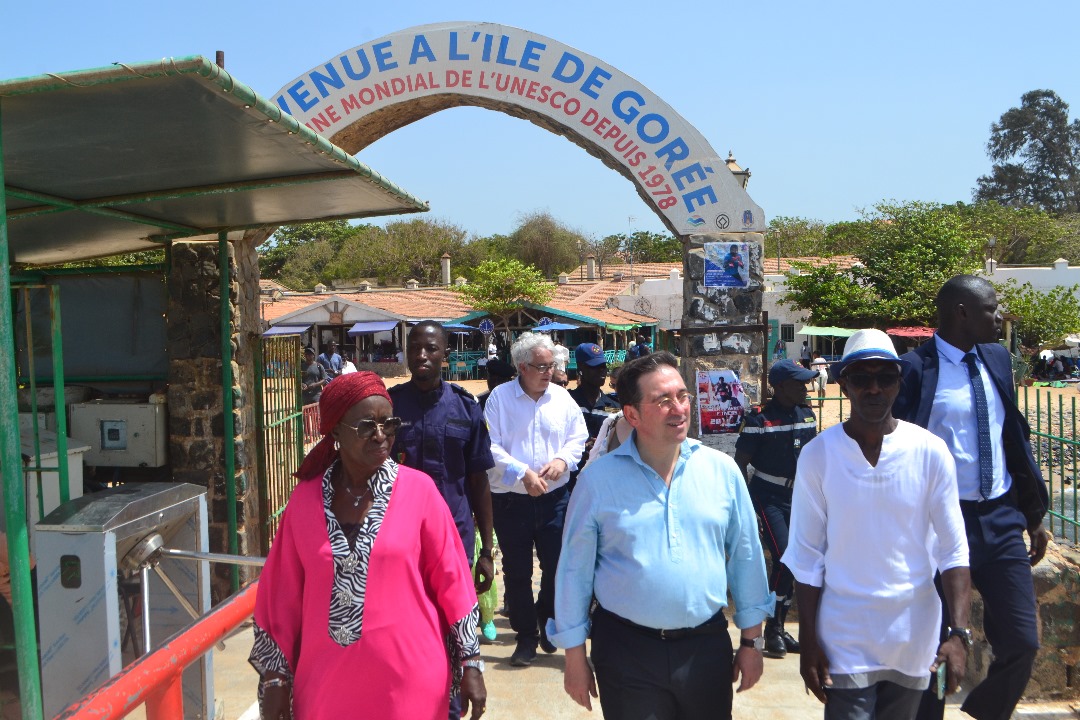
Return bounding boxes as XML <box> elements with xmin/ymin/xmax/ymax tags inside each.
<box><xmin>250</xmin><ymin>372</ymin><xmax>487</xmax><ymax>720</ymax></box>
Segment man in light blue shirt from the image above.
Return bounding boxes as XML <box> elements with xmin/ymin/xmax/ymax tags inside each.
<box><xmin>548</xmin><ymin>351</ymin><xmax>773</xmax><ymax>719</ymax></box>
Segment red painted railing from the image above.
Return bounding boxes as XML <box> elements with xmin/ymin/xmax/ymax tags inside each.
<box><xmin>56</xmin><ymin>582</ymin><xmax>258</xmax><ymax>720</ymax></box>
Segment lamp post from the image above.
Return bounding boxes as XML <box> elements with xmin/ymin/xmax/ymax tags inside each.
<box><xmin>987</xmin><ymin>236</ymin><xmax>997</xmax><ymax>273</ymax></box>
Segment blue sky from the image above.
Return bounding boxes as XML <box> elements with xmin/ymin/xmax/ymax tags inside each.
<box><xmin>4</xmin><ymin>1</ymin><xmax>1078</xmax><ymax>241</ymax></box>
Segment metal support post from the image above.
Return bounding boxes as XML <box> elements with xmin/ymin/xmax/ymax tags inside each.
<box><xmin>219</xmin><ymin>232</ymin><xmax>238</xmax><ymax>591</ymax></box>
<box><xmin>0</xmin><ymin>100</ymin><xmax>45</xmax><ymax>720</ymax></box>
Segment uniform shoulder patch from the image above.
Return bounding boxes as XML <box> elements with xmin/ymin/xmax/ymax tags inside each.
<box><xmin>448</xmin><ymin>382</ymin><xmax>480</xmax><ymax>404</ymax></box>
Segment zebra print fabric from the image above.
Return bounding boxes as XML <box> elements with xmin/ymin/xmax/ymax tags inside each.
<box><xmin>322</xmin><ymin>458</ymin><xmax>398</xmax><ymax>647</ymax></box>
<box><xmin>250</xmin><ymin>622</ymin><xmax>291</xmax><ymax>678</ymax></box>
<box><xmin>449</xmin><ymin>604</ymin><xmax>482</xmax><ymax>696</ymax></box>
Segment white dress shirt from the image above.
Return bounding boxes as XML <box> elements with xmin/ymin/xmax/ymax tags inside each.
<box><xmin>928</xmin><ymin>336</ymin><xmax>1011</xmax><ymax>502</ymax></box>
<box><xmin>784</xmin><ymin>421</ymin><xmax>968</xmax><ymax>688</ymax></box>
<box><xmin>484</xmin><ymin>378</ymin><xmax>588</xmax><ymax>494</ymax></box>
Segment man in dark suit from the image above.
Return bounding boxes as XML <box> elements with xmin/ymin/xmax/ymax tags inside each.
<box><xmin>893</xmin><ymin>274</ymin><xmax>1049</xmax><ymax>720</ymax></box>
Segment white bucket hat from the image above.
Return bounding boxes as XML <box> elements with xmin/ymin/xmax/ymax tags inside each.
<box><xmin>830</xmin><ymin>329</ymin><xmax>910</xmax><ymax>380</ymax></box>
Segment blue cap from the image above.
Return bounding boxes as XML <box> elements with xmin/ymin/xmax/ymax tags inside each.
<box><xmin>768</xmin><ymin>359</ymin><xmax>818</xmax><ymax>385</ymax></box>
<box><xmin>575</xmin><ymin>343</ymin><xmax>607</xmax><ymax>368</ymax></box>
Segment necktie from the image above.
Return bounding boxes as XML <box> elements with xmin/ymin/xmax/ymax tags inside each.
<box><xmin>962</xmin><ymin>353</ymin><xmax>994</xmax><ymax>499</ymax></box>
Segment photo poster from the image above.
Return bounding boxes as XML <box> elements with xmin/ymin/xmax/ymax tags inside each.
<box><xmin>697</xmin><ymin>368</ymin><xmax>746</xmax><ymax>434</ymax></box>
<box><xmin>703</xmin><ymin>241</ymin><xmax>750</xmax><ymax>288</ymax></box>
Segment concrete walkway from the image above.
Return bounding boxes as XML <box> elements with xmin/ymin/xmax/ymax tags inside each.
<box><xmin>211</xmin><ymin>616</ymin><xmax>1076</xmax><ymax>720</ymax></box>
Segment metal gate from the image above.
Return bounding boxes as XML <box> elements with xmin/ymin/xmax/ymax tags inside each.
<box><xmin>255</xmin><ymin>335</ymin><xmax>304</xmax><ymax>553</ymax></box>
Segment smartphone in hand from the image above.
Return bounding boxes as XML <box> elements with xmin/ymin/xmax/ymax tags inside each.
<box><xmin>936</xmin><ymin>662</ymin><xmax>947</xmax><ymax>700</ymax></box>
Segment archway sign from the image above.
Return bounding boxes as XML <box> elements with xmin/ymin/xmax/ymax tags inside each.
<box><xmin>272</xmin><ymin>21</ymin><xmax>765</xmax><ymax>236</ymax></box>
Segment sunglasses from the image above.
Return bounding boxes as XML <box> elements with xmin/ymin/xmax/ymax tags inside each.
<box><xmin>553</xmin><ymin>379</ymin><xmax>569</xmax><ymax>386</ymax></box>
<box><xmin>340</xmin><ymin>417</ymin><xmax>403</xmax><ymax>439</ymax></box>
<box><xmin>842</xmin><ymin>372</ymin><xmax>901</xmax><ymax>389</ymax></box>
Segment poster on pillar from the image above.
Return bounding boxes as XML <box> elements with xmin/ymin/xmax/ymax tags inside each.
<box><xmin>696</xmin><ymin>369</ymin><xmax>745</xmax><ymax>434</ymax></box>
<box><xmin>703</xmin><ymin>242</ymin><xmax>749</xmax><ymax>288</ymax></box>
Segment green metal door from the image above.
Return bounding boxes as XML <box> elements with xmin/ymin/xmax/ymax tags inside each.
<box><xmin>256</xmin><ymin>335</ymin><xmax>304</xmax><ymax>553</ymax></box>
<box><xmin>767</xmin><ymin>319</ymin><xmax>780</xmax><ymax>359</ymax></box>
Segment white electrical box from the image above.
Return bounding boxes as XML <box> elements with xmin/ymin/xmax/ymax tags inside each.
<box><xmin>69</xmin><ymin>401</ymin><xmax>168</xmax><ymax>467</ymax></box>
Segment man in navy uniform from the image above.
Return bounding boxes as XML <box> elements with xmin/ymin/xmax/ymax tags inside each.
<box><xmin>735</xmin><ymin>359</ymin><xmax>819</xmax><ymax>659</ymax></box>
<box><xmin>568</xmin><ymin>343</ymin><xmax>621</xmax><ymax>489</ymax></box>
<box><xmin>894</xmin><ymin>275</ymin><xmax>1048</xmax><ymax>720</ymax></box>
<box><xmin>389</xmin><ymin>320</ymin><xmax>496</xmax><ymax>584</ymax></box>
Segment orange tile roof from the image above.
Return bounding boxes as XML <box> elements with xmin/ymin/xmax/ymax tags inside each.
<box><xmin>259</xmin><ymin>278</ymin><xmax>295</xmax><ymax>293</ymax></box>
<box><xmin>261</xmin><ymin>255</ymin><xmax>855</xmax><ymax>327</ymax></box>
<box><xmin>568</xmin><ymin>261</ymin><xmax>681</xmax><ymax>281</ymax></box>
<box><xmin>762</xmin><ymin>255</ymin><xmax>859</xmax><ymax>273</ymax></box>
<box><xmin>335</xmin><ymin>288</ymin><xmax>474</xmax><ymax>320</ymax></box>
<box><xmin>261</xmin><ymin>294</ymin><xmax>324</xmax><ymax>322</ymax></box>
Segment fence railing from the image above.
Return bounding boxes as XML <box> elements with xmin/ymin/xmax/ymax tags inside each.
<box><xmin>1019</xmin><ymin>386</ymin><xmax>1079</xmax><ymax>546</ymax></box>
<box><xmin>258</xmin><ymin>336</ymin><xmax>304</xmax><ymax>553</ymax></box>
<box><xmin>302</xmin><ymin>403</ymin><xmax>321</xmax><ymax>451</ymax></box>
<box><xmin>56</xmin><ymin>583</ymin><xmax>258</xmax><ymax>720</ymax></box>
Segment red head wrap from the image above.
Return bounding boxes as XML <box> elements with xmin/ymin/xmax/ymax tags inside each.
<box><xmin>295</xmin><ymin>371</ymin><xmax>392</xmax><ymax>480</ymax></box>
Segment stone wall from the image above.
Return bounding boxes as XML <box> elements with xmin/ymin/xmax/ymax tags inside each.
<box><xmin>354</xmin><ymin>361</ymin><xmax>408</xmax><ymax>378</ymax></box>
<box><xmin>1013</xmin><ymin>541</ymin><xmax>1079</xmax><ymax>700</ymax></box>
<box><xmin>168</xmin><ymin>235</ymin><xmax>265</xmax><ymax>601</ymax></box>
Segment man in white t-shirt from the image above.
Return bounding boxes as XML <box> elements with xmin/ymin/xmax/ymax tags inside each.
<box><xmin>809</xmin><ymin>352</ymin><xmax>829</xmax><ymax>406</ymax></box>
<box><xmin>783</xmin><ymin>329</ymin><xmax>972</xmax><ymax>720</ymax></box>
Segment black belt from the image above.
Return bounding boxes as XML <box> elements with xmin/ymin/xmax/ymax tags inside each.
<box><xmin>960</xmin><ymin>493</ymin><xmax>1013</xmax><ymax>514</ymax></box>
<box><xmin>595</xmin><ymin>605</ymin><xmax>727</xmax><ymax>641</ymax></box>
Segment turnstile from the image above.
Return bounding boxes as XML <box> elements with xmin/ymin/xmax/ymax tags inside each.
<box><xmin>35</xmin><ymin>483</ymin><xmax>213</xmax><ymax>720</ymax></box>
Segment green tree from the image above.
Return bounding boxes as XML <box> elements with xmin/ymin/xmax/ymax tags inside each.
<box><xmin>586</xmin><ymin>234</ymin><xmax>624</xmax><ymax>277</ymax></box>
<box><xmin>780</xmin><ymin>263</ymin><xmax>880</xmax><ymax>326</ymax></box>
<box><xmin>624</xmin><ymin>230</ymin><xmax>682</xmax><ymax>263</ymax></box>
<box><xmin>455</xmin><ymin>259</ymin><xmax>555</xmax><ymax>332</ymax></box>
<box><xmin>949</xmin><ymin>201</ymin><xmax>1064</xmax><ymax>264</ymax></box>
<box><xmin>510</xmin><ymin>211</ymin><xmax>586</xmax><ymax>277</ymax></box>
<box><xmin>276</xmin><ymin>239</ymin><xmax>338</xmax><ymax>290</ymax></box>
<box><xmin>780</xmin><ymin>201</ymin><xmax>983</xmax><ymax>327</ymax></box>
<box><xmin>765</xmin><ymin>216</ymin><xmax>829</xmax><ymax>261</ymax></box>
<box><xmin>974</xmin><ymin>90</ymin><xmax>1080</xmax><ymax>214</ymax></box>
<box><xmin>259</xmin><ymin>221</ymin><xmax>358</xmax><ymax>278</ymax></box>
<box><xmin>995</xmin><ymin>279</ymin><xmax>1080</xmax><ymax>350</ymax></box>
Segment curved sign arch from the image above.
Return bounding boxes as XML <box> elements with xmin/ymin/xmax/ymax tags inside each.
<box><xmin>273</xmin><ymin>22</ymin><xmax>764</xmax><ymax>235</ymax></box>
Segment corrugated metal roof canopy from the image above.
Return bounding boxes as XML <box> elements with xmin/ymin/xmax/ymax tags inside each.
<box><xmin>0</xmin><ymin>56</ymin><xmax>428</xmax><ymax>266</ymax></box>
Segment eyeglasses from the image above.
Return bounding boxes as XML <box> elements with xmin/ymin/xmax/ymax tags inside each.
<box><xmin>842</xmin><ymin>372</ymin><xmax>901</xmax><ymax>389</ymax></box>
<box><xmin>340</xmin><ymin>417</ymin><xmax>403</xmax><ymax>439</ymax></box>
<box><xmin>553</xmin><ymin>379</ymin><xmax>569</xmax><ymax>387</ymax></box>
<box><xmin>527</xmin><ymin>363</ymin><xmax>556</xmax><ymax>374</ymax></box>
<box><xmin>642</xmin><ymin>390</ymin><xmax>693</xmax><ymax>411</ymax></box>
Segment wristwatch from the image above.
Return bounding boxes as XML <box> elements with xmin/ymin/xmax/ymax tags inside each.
<box><xmin>462</xmin><ymin>658</ymin><xmax>485</xmax><ymax>673</ymax></box>
<box><xmin>739</xmin><ymin>636</ymin><xmax>765</xmax><ymax>651</ymax></box>
<box><xmin>947</xmin><ymin>627</ymin><xmax>974</xmax><ymax>650</ymax></box>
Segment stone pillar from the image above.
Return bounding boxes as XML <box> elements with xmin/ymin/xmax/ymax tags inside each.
<box><xmin>681</xmin><ymin>232</ymin><xmax>766</xmax><ymax>455</ymax></box>
<box><xmin>168</xmin><ymin>233</ymin><xmax>265</xmax><ymax>601</ymax></box>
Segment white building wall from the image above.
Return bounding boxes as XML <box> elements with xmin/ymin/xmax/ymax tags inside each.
<box><xmin>984</xmin><ymin>258</ymin><xmax>1080</xmax><ymax>296</ymax></box>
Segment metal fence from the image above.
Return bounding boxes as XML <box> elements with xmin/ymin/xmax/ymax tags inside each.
<box><xmin>256</xmin><ymin>335</ymin><xmax>304</xmax><ymax>554</ymax></box>
<box><xmin>1019</xmin><ymin>386</ymin><xmax>1079</xmax><ymax>546</ymax></box>
<box><xmin>808</xmin><ymin>386</ymin><xmax>1079</xmax><ymax>546</ymax></box>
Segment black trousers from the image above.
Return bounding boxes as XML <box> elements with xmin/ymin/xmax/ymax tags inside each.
<box><xmin>748</xmin><ymin>479</ymin><xmax>794</xmax><ymax>601</ymax></box>
<box><xmin>916</xmin><ymin>498</ymin><xmax>1039</xmax><ymax>720</ymax></box>
<box><xmin>491</xmin><ymin>486</ymin><xmax>568</xmax><ymax>644</ymax></box>
<box><xmin>590</xmin><ymin>608</ymin><xmax>734</xmax><ymax>720</ymax></box>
